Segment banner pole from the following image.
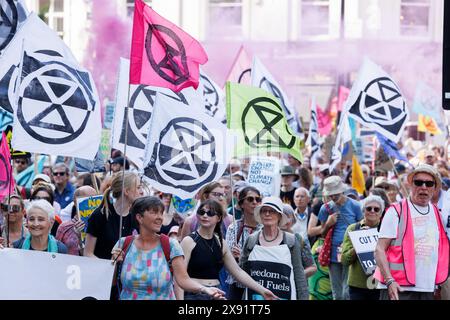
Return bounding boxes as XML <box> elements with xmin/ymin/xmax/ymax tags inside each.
<box><xmin>118</xmin><ymin>84</ymin><xmax>132</xmax><ymax>242</ymax></box>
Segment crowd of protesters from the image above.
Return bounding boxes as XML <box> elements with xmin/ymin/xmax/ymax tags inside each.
<box><xmin>1</xmin><ymin>146</ymin><xmax>450</xmax><ymax>301</ymax></box>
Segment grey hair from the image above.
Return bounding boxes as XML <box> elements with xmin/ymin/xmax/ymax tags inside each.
<box><xmin>295</xmin><ymin>187</ymin><xmax>310</xmax><ymax>197</ymax></box>
<box><xmin>361</xmin><ymin>195</ymin><xmax>385</xmax><ymax>213</ymax></box>
<box><xmin>27</xmin><ymin>199</ymin><xmax>55</xmax><ymax>221</ymax></box>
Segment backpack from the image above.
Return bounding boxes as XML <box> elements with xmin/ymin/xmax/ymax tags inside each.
<box><xmin>116</xmin><ymin>234</ymin><xmax>172</xmax><ymax>293</ymax></box>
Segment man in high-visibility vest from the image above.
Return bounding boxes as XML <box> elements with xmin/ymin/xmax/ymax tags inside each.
<box><xmin>374</xmin><ymin>164</ymin><xmax>449</xmax><ymax>300</ymax></box>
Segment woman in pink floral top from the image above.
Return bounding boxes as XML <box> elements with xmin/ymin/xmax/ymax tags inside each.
<box><xmin>112</xmin><ymin>196</ymin><xmax>226</xmax><ymax>300</ymax></box>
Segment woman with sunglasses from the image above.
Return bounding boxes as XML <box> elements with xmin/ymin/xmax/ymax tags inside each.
<box><xmin>1</xmin><ymin>194</ymin><xmax>28</xmax><ymax>246</ymax></box>
<box><xmin>180</xmin><ymin>199</ymin><xmax>277</xmax><ymax>300</ymax></box>
<box><xmin>180</xmin><ymin>182</ymin><xmax>233</xmax><ymax>240</ymax></box>
<box><xmin>341</xmin><ymin>195</ymin><xmax>384</xmax><ymax>300</ymax></box>
<box><xmin>225</xmin><ymin>186</ymin><xmax>262</xmax><ymax>299</ymax></box>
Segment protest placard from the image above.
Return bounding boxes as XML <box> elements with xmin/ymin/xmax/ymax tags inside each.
<box><xmin>247</xmin><ymin>156</ymin><xmax>280</xmax><ymax>197</ymax></box>
<box><xmin>348</xmin><ymin>227</ymin><xmax>379</xmax><ymax>275</ymax></box>
<box><xmin>77</xmin><ymin>195</ymin><xmax>103</xmax><ymax>242</ymax></box>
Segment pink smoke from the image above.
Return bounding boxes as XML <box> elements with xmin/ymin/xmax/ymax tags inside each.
<box><xmin>83</xmin><ymin>1</ymin><xmax>132</xmax><ymax>111</ymax></box>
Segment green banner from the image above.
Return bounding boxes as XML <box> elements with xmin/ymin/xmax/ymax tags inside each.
<box><xmin>226</xmin><ymin>82</ymin><xmax>303</xmax><ymax>161</ymax></box>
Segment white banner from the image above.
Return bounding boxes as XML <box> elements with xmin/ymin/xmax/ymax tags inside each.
<box><xmin>247</xmin><ymin>156</ymin><xmax>280</xmax><ymax>198</ymax></box>
<box><xmin>0</xmin><ymin>248</ymin><xmax>114</xmax><ymax>300</ymax></box>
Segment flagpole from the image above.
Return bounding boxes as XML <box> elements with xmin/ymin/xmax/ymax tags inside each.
<box><xmin>388</xmin><ymin>156</ymin><xmax>409</xmax><ymax>199</ymax></box>
<box><xmin>228</xmin><ymin>163</ymin><xmax>238</xmax><ymax>243</ymax></box>
<box><xmin>118</xmin><ymin>84</ymin><xmax>132</xmax><ymax>242</ymax></box>
<box><xmin>5</xmin><ymin>155</ymin><xmax>14</xmax><ymax>248</ymax></box>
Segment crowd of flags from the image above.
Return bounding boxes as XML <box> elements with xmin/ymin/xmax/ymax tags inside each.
<box><xmin>0</xmin><ymin>0</ymin><xmax>445</xmax><ymax>201</ymax></box>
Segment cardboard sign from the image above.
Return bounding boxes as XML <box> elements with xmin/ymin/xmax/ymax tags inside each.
<box><xmin>77</xmin><ymin>195</ymin><xmax>103</xmax><ymax>242</ymax></box>
<box><xmin>348</xmin><ymin>227</ymin><xmax>379</xmax><ymax>275</ymax></box>
<box><xmin>247</xmin><ymin>156</ymin><xmax>280</xmax><ymax>197</ymax></box>
<box><xmin>0</xmin><ymin>248</ymin><xmax>114</xmax><ymax>300</ymax></box>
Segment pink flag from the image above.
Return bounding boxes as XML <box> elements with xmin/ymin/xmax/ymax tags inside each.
<box><xmin>316</xmin><ymin>105</ymin><xmax>332</xmax><ymax>136</ymax></box>
<box><xmin>337</xmin><ymin>86</ymin><xmax>350</xmax><ymax>112</ymax></box>
<box><xmin>130</xmin><ymin>0</ymin><xmax>208</xmax><ymax>92</ymax></box>
<box><xmin>224</xmin><ymin>45</ymin><xmax>252</xmax><ymax>87</ymax></box>
<box><xmin>0</xmin><ymin>132</ymin><xmax>15</xmax><ymax>201</ymax></box>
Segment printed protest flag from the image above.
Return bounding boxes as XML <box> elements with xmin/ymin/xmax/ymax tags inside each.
<box><xmin>142</xmin><ymin>93</ymin><xmax>232</xmax><ymax>199</ymax></box>
<box><xmin>0</xmin><ymin>0</ymin><xmax>29</xmax><ymax>53</ymax></box>
<box><xmin>226</xmin><ymin>82</ymin><xmax>303</xmax><ymax>162</ymax></box>
<box><xmin>352</xmin><ymin>155</ymin><xmax>365</xmax><ymax>195</ymax></box>
<box><xmin>0</xmin><ymin>132</ymin><xmax>15</xmax><ymax>201</ymax></box>
<box><xmin>10</xmin><ymin>13</ymin><xmax>101</xmax><ymax>160</ymax></box>
<box><xmin>307</xmin><ymin>96</ymin><xmax>320</xmax><ymax>169</ymax></box>
<box><xmin>251</xmin><ymin>56</ymin><xmax>301</xmax><ymax>135</ymax></box>
<box><xmin>224</xmin><ymin>45</ymin><xmax>252</xmax><ymax>86</ymax></box>
<box><xmin>316</xmin><ymin>103</ymin><xmax>332</xmax><ymax>136</ymax></box>
<box><xmin>0</xmin><ymin>109</ymin><xmax>13</xmax><ymax>132</ymax></box>
<box><xmin>418</xmin><ymin>114</ymin><xmax>442</xmax><ymax>136</ymax></box>
<box><xmin>375</xmin><ymin>132</ymin><xmax>409</xmax><ymax>163</ymax></box>
<box><xmin>346</xmin><ymin>58</ymin><xmax>409</xmax><ymax>143</ymax></box>
<box><xmin>112</xmin><ymin>58</ymin><xmax>203</xmax><ymax>169</ymax></box>
<box><xmin>130</xmin><ymin>0</ymin><xmax>208</xmax><ymax>92</ymax></box>
<box><xmin>199</xmin><ymin>69</ymin><xmax>226</xmax><ymax>122</ymax></box>
<box><xmin>329</xmin><ymin>111</ymin><xmax>352</xmax><ymax>173</ymax></box>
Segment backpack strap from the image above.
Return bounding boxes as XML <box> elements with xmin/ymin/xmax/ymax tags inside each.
<box><xmin>160</xmin><ymin>234</ymin><xmax>173</xmax><ymax>274</ymax></box>
<box><xmin>354</xmin><ymin>221</ymin><xmax>362</xmax><ymax>231</ymax></box>
<box><xmin>294</xmin><ymin>233</ymin><xmax>305</xmax><ymax>250</ymax></box>
<box><xmin>116</xmin><ymin>235</ymin><xmax>135</xmax><ymax>294</ymax></box>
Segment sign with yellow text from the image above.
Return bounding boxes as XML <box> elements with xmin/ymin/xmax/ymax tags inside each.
<box><xmin>77</xmin><ymin>195</ymin><xmax>103</xmax><ymax>242</ymax></box>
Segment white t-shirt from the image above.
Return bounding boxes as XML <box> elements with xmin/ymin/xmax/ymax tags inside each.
<box><xmin>438</xmin><ymin>190</ymin><xmax>450</xmax><ymax>241</ymax></box>
<box><xmin>378</xmin><ymin>199</ymin><xmax>439</xmax><ymax>292</ymax></box>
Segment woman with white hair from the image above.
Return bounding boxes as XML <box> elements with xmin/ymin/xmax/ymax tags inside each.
<box><xmin>240</xmin><ymin>197</ymin><xmax>309</xmax><ymax>300</ymax></box>
<box><xmin>11</xmin><ymin>200</ymin><xmax>67</xmax><ymax>253</ymax></box>
<box><xmin>340</xmin><ymin>195</ymin><xmax>384</xmax><ymax>300</ymax></box>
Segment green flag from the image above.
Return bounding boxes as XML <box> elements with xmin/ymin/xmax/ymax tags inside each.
<box><xmin>226</xmin><ymin>82</ymin><xmax>303</xmax><ymax>161</ymax></box>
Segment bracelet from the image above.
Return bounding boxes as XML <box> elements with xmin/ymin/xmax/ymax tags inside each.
<box><xmin>386</xmin><ymin>278</ymin><xmax>396</xmax><ymax>288</ymax></box>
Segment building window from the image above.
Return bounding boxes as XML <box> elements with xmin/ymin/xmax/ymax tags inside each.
<box><xmin>400</xmin><ymin>0</ymin><xmax>430</xmax><ymax>37</ymax></box>
<box><xmin>208</xmin><ymin>0</ymin><xmax>242</xmax><ymax>39</ymax></box>
<box><xmin>127</xmin><ymin>0</ymin><xmax>152</xmax><ymax>17</ymax></box>
<box><xmin>53</xmin><ymin>0</ymin><xmax>64</xmax><ymax>12</ymax></box>
<box><xmin>300</xmin><ymin>0</ymin><xmax>331</xmax><ymax>37</ymax></box>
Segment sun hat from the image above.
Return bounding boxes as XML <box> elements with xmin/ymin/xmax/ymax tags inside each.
<box><xmin>407</xmin><ymin>164</ymin><xmax>441</xmax><ymax>190</ymax></box>
<box><xmin>280</xmin><ymin>165</ymin><xmax>299</xmax><ymax>180</ymax></box>
<box><xmin>323</xmin><ymin>176</ymin><xmax>347</xmax><ymax>196</ymax></box>
<box><xmin>254</xmin><ymin>196</ymin><xmax>289</xmax><ymax>226</ymax></box>
<box><xmin>32</xmin><ymin>174</ymin><xmax>51</xmax><ymax>185</ymax></box>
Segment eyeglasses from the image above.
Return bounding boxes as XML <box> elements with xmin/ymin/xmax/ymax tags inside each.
<box><xmin>197</xmin><ymin>209</ymin><xmax>218</xmax><ymax>217</ymax></box>
<box><xmin>53</xmin><ymin>172</ymin><xmax>66</xmax><ymax>177</ymax></box>
<box><xmin>0</xmin><ymin>204</ymin><xmax>22</xmax><ymax>213</ymax></box>
<box><xmin>33</xmin><ymin>196</ymin><xmax>51</xmax><ymax>203</ymax></box>
<box><xmin>210</xmin><ymin>192</ymin><xmax>225</xmax><ymax>199</ymax></box>
<box><xmin>14</xmin><ymin>160</ymin><xmax>26</xmax><ymax>165</ymax></box>
<box><xmin>413</xmin><ymin>179</ymin><xmax>435</xmax><ymax>188</ymax></box>
<box><xmin>244</xmin><ymin>196</ymin><xmax>262</xmax><ymax>203</ymax></box>
<box><xmin>365</xmin><ymin>206</ymin><xmax>381</xmax><ymax>213</ymax></box>
<box><xmin>260</xmin><ymin>207</ymin><xmax>278</xmax><ymax>215</ymax></box>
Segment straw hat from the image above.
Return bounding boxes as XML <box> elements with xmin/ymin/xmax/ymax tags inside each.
<box><xmin>407</xmin><ymin>164</ymin><xmax>441</xmax><ymax>190</ymax></box>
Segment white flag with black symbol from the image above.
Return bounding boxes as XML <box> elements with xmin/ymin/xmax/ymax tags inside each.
<box><xmin>346</xmin><ymin>58</ymin><xmax>409</xmax><ymax>143</ymax></box>
<box><xmin>112</xmin><ymin>58</ymin><xmax>203</xmax><ymax>169</ymax></box>
<box><xmin>142</xmin><ymin>93</ymin><xmax>232</xmax><ymax>199</ymax></box>
<box><xmin>307</xmin><ymin>96</ymin><xmax>321</xmax><ymax>169</ymax></box>
<box><xmin>199</xmin><ymin>70</ymin><xmax>226</xmax><ymax>123</ymax></box>
<box><xmin>329</xmin><ymin>111</ymin><xmax>352</xmax><ymax>173</ymax></box>
<box><xmin>11</xmin><ymin>14</ymin><xmax>101</xmax><ymax>160</ymax></box>
<box><xmin>251</xmin><ymin>56</ymin><xmax>302</xmax><ymax>136</ymax></box>
<box><xmin>0</xmin><ymin>3</ymin><xmax>33</xmax><ymax>114</ymax></box>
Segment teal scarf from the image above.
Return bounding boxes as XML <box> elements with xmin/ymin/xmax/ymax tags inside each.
<box><xmin>21</xmin><ymin>234</ymin><xmax>59</xmax><ymax>253</ymax></box>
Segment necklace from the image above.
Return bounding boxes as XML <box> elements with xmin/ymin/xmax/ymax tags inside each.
<box><xmin>262</xmin><ymin>228</ymin><xmax>280</xmax><ymax>242</ymax></box>
<box><xmin>410</xmin><ymin>200</ymin><xmax>430</xmax><ymax>215</ymax></box>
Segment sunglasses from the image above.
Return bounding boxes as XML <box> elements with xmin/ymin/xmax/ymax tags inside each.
<box><xmin>14</xmin><ymin>160</ymin><xmax>26</xmax><ymax>165</ymax></box>
<box><xmin>0</xmin><ymin>204</ymin><xmax>22</xmax><ymax>213</ymax></box>
<box><xmin>53</xmin><ymin>172</ymin><xmax>67</xmax><ymax>177</ymax></box>
<box><xmin>365</xmin><ymin>206</ymin><xmax>381</xmax><ymax>213</ymax></box>
<box><xmin>197</xmin><ymin>209</ymin><xmax>218</xmax><ymax>217</ymax></box>
<box><xmin>244</xmin><ymin>196</ymin><xmax>262</xmax><ymax>203</ymax></box>
<box><xmin>33</xmin><ymin>196</ymin><xmax>51</xmax><ymax>202</ymax></box>
<box><xmin>413</xmin><ymin>179</ymin><xmax>435</xmax><ymax>188</ymax></box>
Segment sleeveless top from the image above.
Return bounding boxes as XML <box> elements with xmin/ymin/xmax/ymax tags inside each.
<box><xmin>187</xmin><ymin>231</ymin><xmax>224</xmax><ymax>279</ymax></box>
<box><xmin>159</xmin><ymin>217</ymin><xmax>179</xmax><ymax>235</ymax></box>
